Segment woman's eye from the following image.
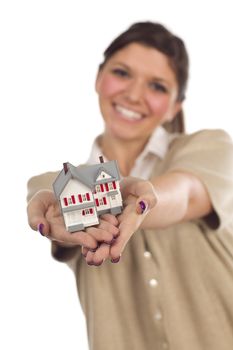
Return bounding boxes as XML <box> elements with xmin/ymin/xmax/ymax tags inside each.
<box><xmin>112</xmin><ymin>68</ymin><xmax>129</xmax><ymax>78</ymax></box>
<box><xmin>150</xmin><ymin>82</ymin><xmax>167</xmax><ymax>93</ymax></box>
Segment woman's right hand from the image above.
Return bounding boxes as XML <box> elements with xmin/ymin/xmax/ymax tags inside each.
<box><xmin>27</xmin><ymin>190</ymin><xmax>99</xmax><ymax>250</ymax></box>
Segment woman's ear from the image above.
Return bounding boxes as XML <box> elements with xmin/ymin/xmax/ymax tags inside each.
<box><xmin>166</xmin><ymin>101</ymin><xmax>182</xmax><ymax>122</ymax></box>
<box><xmin>173</xmin><ymin>101</ymin><xmax>182</xmax><ymax>118</ymax></box>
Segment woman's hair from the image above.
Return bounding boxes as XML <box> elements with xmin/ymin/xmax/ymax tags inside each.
<box><xmin>99</xmin><ymin>22</ymin><xmax>189</xmax><ymax>133</ymax></box>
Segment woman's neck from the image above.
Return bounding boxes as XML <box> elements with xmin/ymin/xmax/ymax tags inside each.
<box><xmin>99</xmin><ymin>133</ymin><xmax>149</xmax><ymax>177</ymax></box>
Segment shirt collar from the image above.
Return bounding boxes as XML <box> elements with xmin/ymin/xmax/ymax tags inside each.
<box><xmin>86</xmin><ymin>126</ymin><xmax>172</xmax><ymax>164</ymax></box>
<box><xmin>139</xmin><ymin>126</ymin><xmax>172</xmax><ymax>160</ymax></box>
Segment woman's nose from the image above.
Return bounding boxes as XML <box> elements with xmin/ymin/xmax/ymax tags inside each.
<box><xmin>125</xmin><ymin>80</ymin><xmax>144</xmax><ymax>103</ymax></box>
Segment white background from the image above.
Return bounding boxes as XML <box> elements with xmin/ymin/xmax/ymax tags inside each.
<box><xmin>1</xmin><ymin>1</ymin><xmax>233</xmax><ymax>349</ymax></box>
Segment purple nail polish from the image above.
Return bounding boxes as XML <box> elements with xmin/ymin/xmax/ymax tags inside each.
<box><xmin>111</xmin><ymin>256</ymin><xmax>121</xmax><ymax>264</ymax></box>
<box><xmin>37</xmin><ymin>223</ymin><xmax>44</xmax><ymax>236</ymax></box>
<box><xmin>139</xmin><ymin>200</ymin><xmax>147</xmax><ymax>214</ymax></box>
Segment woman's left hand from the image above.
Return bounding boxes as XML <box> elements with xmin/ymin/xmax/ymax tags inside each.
<box><xmin>82</xmin><ymin>177</ymin><xmax>157</xmax><ymax>265</ymax></box>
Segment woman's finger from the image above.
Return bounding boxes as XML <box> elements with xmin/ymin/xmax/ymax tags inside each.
<box><xmin>85</xmin><ymin>243</ymin><xmax>110</xmax><ymax>266</ymax></box>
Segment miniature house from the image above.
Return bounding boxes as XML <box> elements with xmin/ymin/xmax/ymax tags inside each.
<box><xmin>53</xmin><ymin>156</ymin><xmax>122</xmax><ymax>232</ymax></box>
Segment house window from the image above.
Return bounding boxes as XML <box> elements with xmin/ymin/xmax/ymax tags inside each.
<box><xmin>96</xmin><ymin>185</ymin><xmax>101</xmax><ymax>193</ymax></box>
<box><xmin>82</xmin><ymin>208</ymin><xmax>94</xmax><ymax>216</ymax></box>
<box><xmin>108</xmin><ymin>182</ymin><xmax>115</xmax><ymax>190</ymax></box>
<box><xmin>68</xmin><ymin>198</ymin><xmax>72</xmax><ymax>205</ymax></box>
<box><xmin>99</xmin><ymin>197</ymin><xmax>107</xmax><ymax>206</ymax></box>
<box><xmin>111</xmin><ymin>195</ymin><xmax>116</xmax><ymax>200</ymax></box>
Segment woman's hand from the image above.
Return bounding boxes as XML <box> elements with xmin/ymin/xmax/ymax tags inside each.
<box><xmin>81</xmin><ymin>213</ymin><xmax>120</xmax><ymax>266</ymax></box>
<box><xmin>83</xmin><ymin>177</ymin><xmax>158</xmax><ymax>265</ymax></box>
<box><xmin>27</xmin><ymin>190</ymin><xmax>100</xmax><ymax>250</ymax></box>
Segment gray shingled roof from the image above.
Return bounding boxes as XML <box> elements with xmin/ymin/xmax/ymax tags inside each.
<box><xmin>53</xmin><ymin>160</ymin><xmax>121</xmax><ymax>199</ymax></box>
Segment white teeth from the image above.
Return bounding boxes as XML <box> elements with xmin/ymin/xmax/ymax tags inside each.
<box><xmin>115</xmin><ymin>104</ymin><xmax>142</xmax><ymax>120</ymax></box>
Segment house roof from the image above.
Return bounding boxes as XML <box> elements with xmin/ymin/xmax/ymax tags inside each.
<box><xmin>53</xmin><ymin>160</ymin><xmax>121</xmax><ymax>198</ymax></box>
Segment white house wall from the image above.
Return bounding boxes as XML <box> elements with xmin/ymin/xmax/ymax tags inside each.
<box><xmin>60</xmin><ymin>179</ymin><xmax>99</xmax><ymax>231</ymax></box>
<box><xmin>60</xmin><ymin>179</ymin><xmax>92</xmax><ymax>209</ymax></box>
<box><xmin>64</xmin><ymin>210</ymin><xmax>81</xmax><ymax>229</ymax></box>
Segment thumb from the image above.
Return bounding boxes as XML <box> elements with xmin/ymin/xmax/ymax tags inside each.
<box><xmin>135</xmin><ymin>193</ymin><xmax>157</xmax><ymax>215</ymax></box>
<box><xmin>29</xmin><ymin>215</ymin><xmax>50</xmax><ymax>237</ymax></box>
<box><xmin>27</xmin><ymin>190</ymin><xmax>55</xmax><ymax>235</ymax></box>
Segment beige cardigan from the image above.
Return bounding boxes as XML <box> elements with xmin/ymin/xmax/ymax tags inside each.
<box><xmin>27</xmin><ymin>129</ymin><xmax>233</xmax><ymax>350</ymax></box>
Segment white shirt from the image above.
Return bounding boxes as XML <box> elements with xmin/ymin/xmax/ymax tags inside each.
<box><xmin>87</xmin><ymin>126</ymin><xmax>177</xmax><ymax>180</ymax></box>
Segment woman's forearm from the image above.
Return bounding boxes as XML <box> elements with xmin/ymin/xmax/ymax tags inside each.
<box><xmin>140</xmin><ymin>171</ymin><xmax>212</xmax><ymax>229</ymax></box>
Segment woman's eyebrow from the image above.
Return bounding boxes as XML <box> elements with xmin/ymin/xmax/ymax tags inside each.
<box><xmin>110</xmin><ymin>62</ymin><xmax>130</xmax><ymax>69</ymax></box>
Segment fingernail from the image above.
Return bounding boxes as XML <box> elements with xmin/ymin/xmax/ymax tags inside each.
<box><xmin>90</xmin><ymin>247</ymin><xmax>98</xmax><ymax>253</ymax></box>
<box><xmin>102</xmin><ymin>238</ymin><xmax>115</xmax><ymax>245</ymax></box>
<box><xmin>37</xmin><ymin>223</ymin><xmax>44</xmax><ymax>236</ymax></box>
<box><xmin>93</xmin><ymin>260</ymin><xmax>104</xmax><ymax>266</ymax></box>
<box><xmin>87</xmin><ymin>261</ymin><xmax>94</xmax><ymax>266</ymax></box>
<box><xmin>111</xmin><ymin>256</ymin><xmax>121</xmax><ymax>264</ymax></box>
<box><xmin>138</xmin><ymin>200</ymin><xmax>148</xmax><ymax>214</ymax></box>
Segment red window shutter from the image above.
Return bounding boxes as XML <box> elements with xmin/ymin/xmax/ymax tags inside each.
<box><xmin>82</xmin><ymin>210</ymin><xmax>85</xmax><ymax>215</ymax></box>
<box><xmin>71</xmin><ymin>195</ymin><xmax>76</xmax><ymax>204</ymax></box>
<box><xmin>78</xmin><ymin>194</ymin><xmax>82</xmax><ymax>203</ymax></box>
<box><xmin>100</xmin><ymin>184</ymin><xmax>104</xmax><ymax>192</ymax></box>
<box><xmin>113</xmin><ymin>181</ymin><xmax>116</xmax><ymax>189</ymax></box>
<box><xmin>90</xmin><ymin>208</ymin><xmax>93</xmax><ymax>214</ymax></box>
<box><xmin>95</xmin><ymin>198</ymin><xmax>99</xmax><ymax>207</ymax></box>
<box><xmin>103</xmin><ymin>197</ymin><xmax>107</xmax><ymax>205</ymax></box>
<box><xmin>63</xmin><ymin>198</ymin><xmax>68</xmax><ymax>206</ymax></box>
<box><xmin>105</xmin><ymin>183</ymin><xmax>109</xmax><ymax>191</ymax></box>
<box><xmin>86</xmin><ymin>193</ymin><xmax>90</xmax><ymax>201</ymax></box>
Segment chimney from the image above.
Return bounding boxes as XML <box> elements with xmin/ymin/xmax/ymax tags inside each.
<box><xmin>99</xmin><ymin>156</ymin><xmax>104</xmax><ymax>163</ymax></box>
<box><xmin>63</xmin><ymin>162</ymin><xmax>69</xmax><ymax>174</ymax></box>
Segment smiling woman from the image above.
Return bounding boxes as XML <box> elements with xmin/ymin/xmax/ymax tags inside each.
<box><xmin>26</xmin><ymin>22</ymin><xmax>233</xmax><ymax>350</ymax></box>
<box><xmin>96</xmin><ymin>43</ymin><xmax>181</xmax><ymax>162</ymax></box>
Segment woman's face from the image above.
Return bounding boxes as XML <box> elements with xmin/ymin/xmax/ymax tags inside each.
<box><xmin>96</xmin><ymin>43</ymin><xmax>182</xmax><ymax>142</ymax></box>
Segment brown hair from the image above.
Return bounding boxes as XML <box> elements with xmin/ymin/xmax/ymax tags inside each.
<box><xmin>99</xmin><ymin>22</ymin><xmax>189</xmax><ymax>133</ymax></box>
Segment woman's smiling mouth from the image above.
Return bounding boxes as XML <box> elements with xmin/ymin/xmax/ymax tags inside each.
<box><xmin>114</xmin><ymin>104</ymin><xmax>144</xmax><ymax>121</ymax></box>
